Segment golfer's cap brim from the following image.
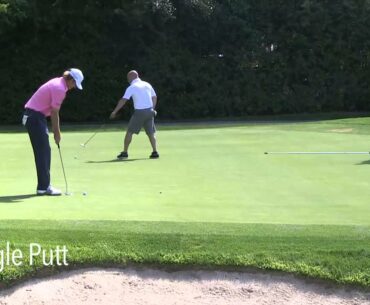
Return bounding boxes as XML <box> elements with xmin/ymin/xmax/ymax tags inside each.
<box><xmin>76</xmin><ymin>83</ymin><xmax>83</xmax><ymax>90</ymax></box>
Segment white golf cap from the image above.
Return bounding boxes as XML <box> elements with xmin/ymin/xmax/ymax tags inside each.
<box><xmin>69</xmin><ymin>68</ymin><xmax>84</xmax><ymax>90</ymax></box>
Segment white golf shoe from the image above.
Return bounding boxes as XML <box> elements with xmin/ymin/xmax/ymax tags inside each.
<box><xmin>37</xmin><ymin>186</ymin><xmax>62</xmax><ymax>196</ymax></box>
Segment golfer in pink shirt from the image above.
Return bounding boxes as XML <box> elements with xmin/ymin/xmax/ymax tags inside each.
<box><xmin>23</xmin><ymin>68</ymin><xmax>84</xmax><ymax>195</ymax></box>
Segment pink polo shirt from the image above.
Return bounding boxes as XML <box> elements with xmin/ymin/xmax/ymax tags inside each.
<box><xmin>25</xmin><ymin>77</ymin><xmax>68</xmax><ymax>117</ymax></box>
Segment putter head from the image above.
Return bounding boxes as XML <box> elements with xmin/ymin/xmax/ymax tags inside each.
<box><xmin>64</xmin><ymin>192</ymin><xmax>72</xmax><ymax>196</ymax></box>
<box><xmin>80</xmin><ymin>143</ymin><xmax>86</xmax><ymax>147</ymax></box>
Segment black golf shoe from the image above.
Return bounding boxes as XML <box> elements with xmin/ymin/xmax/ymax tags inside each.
<box><xmin>150</xmin><ymin>151</ymin><xmax>159</xmax><ymax>159</ymax></box>
<box><xmin>117</xmin><ymin>151</ymin><xmax>128</xmax><ymax>159</ymax></box>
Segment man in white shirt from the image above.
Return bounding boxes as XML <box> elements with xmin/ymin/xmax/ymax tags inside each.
<box><xmin>110</xmin><ymin>70</ymin><xmax>159</xmax><ymax>159</ymax></box>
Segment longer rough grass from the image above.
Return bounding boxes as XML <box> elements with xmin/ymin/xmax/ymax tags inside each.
<box><xmin>0</xmin><ymin>220</ymin><xmax>369</xmax><ymax>287</ymax></box>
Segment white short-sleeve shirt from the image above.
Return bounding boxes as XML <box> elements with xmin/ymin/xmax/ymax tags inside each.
<box><xmin>123</xmin><ymin>78</ymin><xmax>157</xmax><ymax>109</ymax></box>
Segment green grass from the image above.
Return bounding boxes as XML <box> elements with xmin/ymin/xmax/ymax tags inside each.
<box><xmin>0</xmin><ymin>221</ymin><xmax>369</xmax><ymax>287</ymax></box>
<box><xmin>1</xmin><ymin>117</ymin><xmax>370</xmax><ymax>287</ymax></box>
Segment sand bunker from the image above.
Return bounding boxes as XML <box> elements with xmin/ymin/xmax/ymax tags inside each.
<box><xmin>0</xmin><ymin>268</ymin><xmax>369</xmax><ymax>305</ymax></box>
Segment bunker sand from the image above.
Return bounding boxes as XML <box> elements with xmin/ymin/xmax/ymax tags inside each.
<box><xmin>0</xmin><ymin>268</ymin><xmax>369</xmax><ymax>305</ymax></box>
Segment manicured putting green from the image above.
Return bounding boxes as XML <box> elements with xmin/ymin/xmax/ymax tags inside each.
<box><xmin>0</xmin><ymin>118</ymin><xmax>370</xmax><ymax>287</ymax></box>
<box><xmin>1</xmin><ymin>119</ymin><xmax>370</xmax><ymax>225</ymax></box>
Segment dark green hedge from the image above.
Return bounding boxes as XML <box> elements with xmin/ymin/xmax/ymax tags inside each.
<box><xmin>1</xmin><ymin>0</ymin><xmax>370</xmax><ymax>123</ymax></box>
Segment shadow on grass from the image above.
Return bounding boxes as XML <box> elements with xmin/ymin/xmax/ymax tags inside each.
<box><xmin>86</xmin><ymin>158</ymin><xmax>148</xmax><ymax>164</ymax></box>
<box><xmin>357</xmin><ymin>160</ymin><xmax>370</xmax><ymax>165</ymax></box>
<box><xmin>0</xmin><ymin>194</ymin><xmax>38</xmax><ymax>203</ymax></box>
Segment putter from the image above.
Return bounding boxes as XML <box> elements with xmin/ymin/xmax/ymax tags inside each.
<box><xmin>264</xmin><ymin>151</ymin><xmax>370</xmax><ymax>155</ymax></box>
<box><xmin>57</xmin><ymin>144</ymin><xmax>71</xmax><ymax>196</ymax></box>
<box><xmin>80</xmin><ymin>123</ymin><xmax>106</xmax><ymax>148</ymax></box>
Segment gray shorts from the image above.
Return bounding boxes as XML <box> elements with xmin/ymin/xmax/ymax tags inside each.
<box><xmin>127</xmin><ymin>108</ymin><xmax>156</xmax><ymax>135</ymax></box>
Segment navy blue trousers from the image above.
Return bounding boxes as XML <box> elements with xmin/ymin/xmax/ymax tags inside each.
<box><xmin>24</xmin><ymin>108</ymin><xmax>51</xmax><ymax>190</ymax></box>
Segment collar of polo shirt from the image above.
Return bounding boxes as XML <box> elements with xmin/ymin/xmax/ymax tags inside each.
<box><xmin>130</xmin><ymin>78</ymin><xmax>141</xmax><ymax>84</ymax></box>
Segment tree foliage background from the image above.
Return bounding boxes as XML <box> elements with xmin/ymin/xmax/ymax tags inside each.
<box><xmin>1</xmin><ymin>0</ymin><xmax>370</xmax><ymax>123</ymax></box>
